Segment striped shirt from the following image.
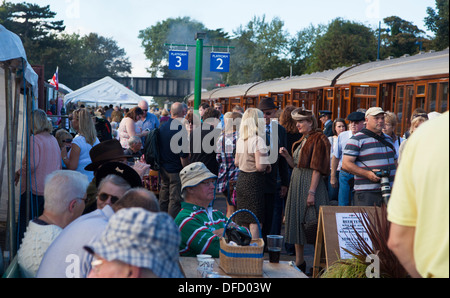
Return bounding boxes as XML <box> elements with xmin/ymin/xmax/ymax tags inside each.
<box><xmin>343</xmin><ymin>131</ymin><xmax>397</xmax><ymax>192</ymax></box>
<box><xmin>175</xmin><ymin>202</ymin><xmax>250</xmax><ymax>258</ymax></box>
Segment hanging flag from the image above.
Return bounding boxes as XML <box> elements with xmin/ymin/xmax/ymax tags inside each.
<box><xmin>50</xmin><ymin>67</ymin><xmax>59</xmax><ymax>90</ymax></box>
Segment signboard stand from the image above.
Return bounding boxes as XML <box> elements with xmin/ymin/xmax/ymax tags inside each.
<box><xmin>312</xmin><ymin>206</ymin><xmax>379</xmax><ymax>278</ymax></box>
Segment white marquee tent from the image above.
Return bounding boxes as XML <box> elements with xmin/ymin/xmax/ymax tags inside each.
<box><xmin>64</xmin><ymin>76</ymin><xmax>144</xmax><ymax>106</ymax></box>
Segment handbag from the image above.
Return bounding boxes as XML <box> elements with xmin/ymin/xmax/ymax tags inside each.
<box><xmin>225</xmin><ymin>226</ymin><xmax>252</xmax><ymax>246</ymax></box>
<box><xmin>302</xmin><ymin>206</ymin><xmax>318</xmax><ymax>245</ymax></box>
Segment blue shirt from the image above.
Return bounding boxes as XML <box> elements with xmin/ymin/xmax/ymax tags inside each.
<box><xmin>136</xmin><ymin>112</ymin><xmax>160</xmax><ymax>144</ymax></box>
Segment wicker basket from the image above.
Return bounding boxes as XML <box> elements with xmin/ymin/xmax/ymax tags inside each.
<box><xmin>219</xmin><ymin>209</ymin><xmax>264</xmax><ymax>276</ymax></box>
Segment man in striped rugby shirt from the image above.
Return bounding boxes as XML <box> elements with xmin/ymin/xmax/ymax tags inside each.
<box><xmin>342</xmin><ymin>107</ymin><xmax>398</xmax><ymax>206</ymax></box>
<box><xmin>175</xmin><ymin>162</ymin><xmax>250</xmax><ymax>258</ymax></box>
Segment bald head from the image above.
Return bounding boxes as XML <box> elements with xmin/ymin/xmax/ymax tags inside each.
<box><xmin>171</xmin><ymin>102</ymin><xmax>184</xmax><ymax>118</ymax></box>
<box><xmin>138</xmin><ymin>100</ymin><xmax>149</xmax><ymax>111</ymax></box>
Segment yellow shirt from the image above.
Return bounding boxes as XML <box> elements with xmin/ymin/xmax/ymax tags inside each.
<box><xmin>388</xmin><ymin>112</ymin><xmax>449</xmax><ymax>278</ymax></box>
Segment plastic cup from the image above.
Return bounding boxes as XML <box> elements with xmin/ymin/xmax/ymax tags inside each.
<box><xmin>267</xmin><ymin>235</ymin><xmax>284</xmax><ymax>263</ymax></box>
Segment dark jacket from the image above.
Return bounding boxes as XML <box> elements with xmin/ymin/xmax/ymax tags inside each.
<box><xmin>263</xmin><ymin>123</ymin><xmax>289</xmax><ymax>194</ymax></box>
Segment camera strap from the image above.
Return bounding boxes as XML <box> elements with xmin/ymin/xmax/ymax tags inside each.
<box><xmin>354</xmin><ymin>129</ymin><xmax>396</xmax><ymax>174</ymax></box>
<box><xmin>360</xmin><ymin>129</ymin><xmax>396</xmax><ymax>156</ymax></box>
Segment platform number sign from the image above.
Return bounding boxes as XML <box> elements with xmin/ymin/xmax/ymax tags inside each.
<box><xmin>210</xmin><ymin>52</ymin><xmax>230</xmax><ymax>73</ymax></box>
<box><xmin>169</xmin><ymin>50</ymin><xmax>189</xmax><ymax>71</ymax></box>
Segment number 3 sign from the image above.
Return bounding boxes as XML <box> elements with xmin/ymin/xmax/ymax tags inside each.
<box><xmin>169</xmin><ymin>51</ymin><xmax>189</xmax><ymax>70</ymax></box>
<box><xmin>210</xmin><ymin>52</ymin><xmax>230</xmax><ymax>73</ymax></box>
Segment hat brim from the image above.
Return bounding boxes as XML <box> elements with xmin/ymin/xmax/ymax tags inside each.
<box><xmin>292</xmin><ymin>114</ymin><xmax>313</xmax><ymax>121</ymax></box>
<box><xmin>85</xmin><ymin>154</ymin><xmax>132</xmax><ymax>171</ymax></box>
<box><xmin>95</xmin><ymin>162</ymin><xmax>143</xmax><ymax>188</ymax></box>
<box><xmin>181</xmin><ymin>174</ymin><xmax>218</xmax><ymax>192</ymax></box>
<box><xmin>366</xmin><ymin>112</ymin><xmax>386</xmax><ymax>117</ymax></box>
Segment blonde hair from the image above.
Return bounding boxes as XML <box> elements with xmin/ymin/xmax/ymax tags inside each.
<box><xmin>55</xmin><ymin>129</ymin><xmax>73</xmax><ymax>148</ymax></box>
<box><xmin>384</xmin><ymin>111</ymin><xmax>398</xmax><ymax>127</ymax></box>
<box><xmin>32</xmin><ymin>109</ymin><xmax>53</xmax><ymax>135</ymax></box>
<box><xmin>410</xmin><ymin>116</ymin><xmax>427</xmax><ymax>134</ymax></box>
<box><xmin>74</xmin><ymin>108</ymin><xmax>97</xmax><ymax>145</ymax></box>
<box><xmin>239</xmin><ymin>108</ymin><xmax>264</xmax><ymax>140</ymax></box>
<box><xmin>223</xmin><ymin>112</ymin><xmax>243</xmax><ymax>133</ymax></box>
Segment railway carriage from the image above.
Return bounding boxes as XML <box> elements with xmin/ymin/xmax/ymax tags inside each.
<box><xmin>189</xmin><ymin>48</ymin><xmax>449</xmax><ymax>136</ymax></box>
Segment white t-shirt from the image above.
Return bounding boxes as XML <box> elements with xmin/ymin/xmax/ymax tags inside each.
<box><xmin>70</xmin><ymin>135</ymin><xmax>100</xmax><ymax>181</ymax></box>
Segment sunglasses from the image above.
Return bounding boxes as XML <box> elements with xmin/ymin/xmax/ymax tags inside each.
<box><xmin>413</xmin><ymin>113</ymin><xmax>428</xmax><ymax>120</ymax></box>
<box><xmin>63</xmin><ymin>139</ymin><xmax>72</xmax><ymax>143</ymax></box>
<box><xmin>97</xmin><ymin>193</ymin><xmax>120</xmax><ymax>204</ymax></box>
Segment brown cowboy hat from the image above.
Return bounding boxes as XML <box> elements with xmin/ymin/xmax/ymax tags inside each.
<box><xmin>258</xmin><ymin>97</ymin><xmax>277</xmax><ymax>111</ymax></box>
<box><xmin>84</xmin><ymin>139</ymin><xmax>132</xmax><ymax>172</ymax></box>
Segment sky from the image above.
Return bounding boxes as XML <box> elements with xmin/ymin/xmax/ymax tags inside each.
<box><xmin>8</xmin><ymin>0</ymin><xmax>438</xmax><ymax>77</ymax></box>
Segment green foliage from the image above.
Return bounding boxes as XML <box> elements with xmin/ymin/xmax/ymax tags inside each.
<box><xmin>0</xmin><ymin>1</ymin><xmax>131</xmax><ymax>89</ymax></box>
<box><xmin>381</xmin><ymin>16</ymin><xmax>428</xmax><ymax>57</ymax></box>
<box><xmin>306</xmin><ymin>18</ymin><xmax>377</xmax><ymax>73</ymax></box>
<box><xmin>224</xmin><ymin>15</ymin><xmax>291</xmax><ymax>85</ymax></box>
<box><xmin>425</xmin><ymin>0</ymin><xmax>449</xmax><ymax>50</ymax></box>
<box><xmin>320</xmin><ymin>258</ymin><xmax>368</xmax><ymax>278</ymax></box>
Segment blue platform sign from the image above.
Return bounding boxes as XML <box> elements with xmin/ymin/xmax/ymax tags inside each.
<box><xmin>169</xmin><ymin>50</ymin><xmax>189</xmax><ymax>70</ymax></box>
<box><xmin>210</xmin><ymin>52</ymin><xmax>230</xmax><ymax>73</ymax></box>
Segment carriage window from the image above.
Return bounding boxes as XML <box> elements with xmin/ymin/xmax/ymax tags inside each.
<box><xmin>416</xmin><ymin>85</ymin><xmax>426</xmax><ymax>95</ymax></box>
<box><xmin>370</xmin><ymin>98</ymin><xmax>377</xmax><ymax>107</ymax></box>
<box><xmin>415</xmin><ymin>97</ymin><xmax>425</xmax><ymax>110</ymax></box>
<box><xmin>428</xmin><ymin>83</ymin><xmax>437</xmax><ymax>111</ymax></box>
<box><xmin>327</xmin><ymin>89</ymin><xmax>333</xmax><ymax>98</ymax></box>
<box><xmin>440</xmin><ymin>82</ymin><xmax>448</xmax><ymax>113</ymax></box>
<box><xmin>396</xmin><ymin>86</ymin><xmax>404</xmax><ymax>135</ymax></box>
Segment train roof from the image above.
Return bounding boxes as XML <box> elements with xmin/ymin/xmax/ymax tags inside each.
<box><xmin>189</xmin><ymin>48</ymin><xmax>449</xmax><ymax>102</ymax></box>
<box><xmin>336</xmin><ymin>48</ymin><xmax>449</xmax><ymax>85</ymax></box>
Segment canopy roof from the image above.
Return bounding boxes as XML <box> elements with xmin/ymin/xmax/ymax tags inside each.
<box><xmin>0</xmin><ymin>25</ymin><xmax>38</xmax><ymax>97</ymax></box>
<box><xmin>64</xmin><ymin>76</ymin><xmax>144</xmax><ymax>105</ymax></box>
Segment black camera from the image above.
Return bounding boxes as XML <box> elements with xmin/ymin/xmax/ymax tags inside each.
<box><xmin>374</xmin><ymin>169</ymin><xmax>391</xmax><ymax>203</ymax></box>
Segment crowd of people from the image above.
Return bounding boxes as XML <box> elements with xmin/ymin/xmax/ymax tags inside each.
<box><xmin>13</xmin><ymin>96</ymin><xmax>448</xmax><ymax>278</ymax></box>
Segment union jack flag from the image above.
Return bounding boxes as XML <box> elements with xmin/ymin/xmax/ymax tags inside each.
<box><xmin>50</xmin><ymin>67</ymin><xmax>59</xmax><ymax>90</ymax></box>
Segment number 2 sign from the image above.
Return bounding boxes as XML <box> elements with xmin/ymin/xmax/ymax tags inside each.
<box><xmin>169</xmin><ymin>51</ymin><xmax>189</xmax><ymax>70</ymax></box>
<box><xmin>210</xmin><ymin>52</ymin><xmax>230</xmax><ymax>73</ymax></box>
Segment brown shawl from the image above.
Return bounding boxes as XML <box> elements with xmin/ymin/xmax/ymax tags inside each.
<box><xmin>292</xmin><ymin>130</ymin><xmax>331</xmax><ymax>176</ymax></box>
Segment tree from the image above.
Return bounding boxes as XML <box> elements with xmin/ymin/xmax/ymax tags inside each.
<box><xmin>138</xmin><ymin>16</ymin><xmax>207</xmax><ymax>77</ymax></box>
<box><xmin>290</xmin><ymin>24</ymin><xmax>326</xmax><ymax>76</ymax></box>
<box><xmin>307</xmin><ymin>18</ymin><xmax>377</xmax><ymax>73</ymax></box>
<box><xmin>138</xmin><ymin>17</ymin><xmax>233</xmax><ymax>106</ymax></box>
<box><xmin>0</xmin><ymin>1</ymin><xmax>66</xmax><ymax>79</ymax></box>
<box><xmin>225</xmin><ymin>15</ymin><xmax>291</xmax><ymax>85</ymax></box>
<box><xmin>0</xmin><ymin>1</ymin><xmax>131</xmax><ymax>89</ymax></box>
<box><xmin>425</xmin><ymin>0</ymin><xmax>449</xmax><ymax>50</ymax></box>
<box><xmin>56</xmin><ymin>33</ymin><xmax>131</xmax><ymax>89</ymax></box>
<box><xmin>382</xmin><ymin>16</ymin><xmax>428</xmax><ymax>57</ymax></box>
